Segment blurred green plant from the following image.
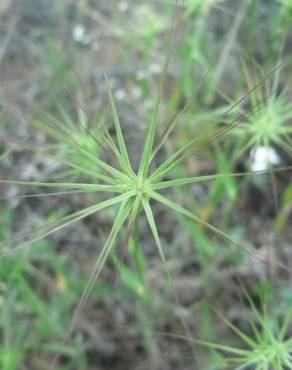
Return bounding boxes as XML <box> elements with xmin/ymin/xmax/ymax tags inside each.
<box><xmin>0</xmin><ymin>209</ymin><xmax>90</xmax><ymax>369</ymax></box>
<box><xmin>165</xmin><ymin>281</ymin><xmax>292</xmax><ymax>369</ymax></box>
<box><xmin>227</xmin><ymin>62</ymin><xmax>292</xmax><ymax>159</ymax></box>
<box><xmin>199</xmin><ymin>287</ymin><xmax>292</xmax><ymax>370</ymax></box>
<box><xmin>39</xmin><ymin>99</ymin><xmax>105</xmax><ymax>179</ymax></box>
<box><xmin>280</xmin><ymin>0</ymin><xmax>292</xmax><ymax>13</ymax></box>
<box><xmin>163</xmin><ymin>0</ymin><xmax>223</xmax><ymax>17</ymax></box>
<box><xmin>122</xmin><ymin>4</ymin><xmax>170</xmax><ymax>58</ymax></box>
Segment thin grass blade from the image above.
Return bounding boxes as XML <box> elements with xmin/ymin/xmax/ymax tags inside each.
<box><xmin>149</xmin><ymin>191</ymin><xmax>291</xmax><ymax>273</ymax></box>
<box><xmin>0</xmin><ymin>191</ymin><xmax>134</xmax><ymax>257</ymax></box>
<box><xmin>50</xmin><ymin>197</ymin><xmax>133</xmax><ymax>369</ymax></box>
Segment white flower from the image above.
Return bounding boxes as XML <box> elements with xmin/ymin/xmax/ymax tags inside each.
<box><xmin>250</xmin><ymin>146</ymin><xmax>281</xmax><ymax>172</ymax></box>
<box><xmin>72</xmin><ymin>24</ymin><xmax>91</xmax><ymax>45</ymax></box>
<box><xmin>72</xmin><ymin>25</ymin><xmax>85</xmax><ymax>42</ymax></box>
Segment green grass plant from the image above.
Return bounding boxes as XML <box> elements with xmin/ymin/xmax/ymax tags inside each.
<box><xmin>1</xmin><ymin>3</ymin><xmax>292</xmax><ymax>369</ymax></box>
<box><xmin>163</xmin><ymin>281</ymin><xmax>292</xmax><ymax>370</ymax></box>
<box><xmin>229</xmin><ymin>61</ymin><xmax>292</xmax><ymax>158</ymax></box>
<box><xmin>2</xmin><ymin>54</ymin><xmax>291</xmax><ymax>367</ymax></box>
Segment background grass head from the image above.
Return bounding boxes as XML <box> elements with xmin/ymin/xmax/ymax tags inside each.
<box><xmin>229</xmin><ymin>61</ymin><xmax>292</xmax><ymax>160</ymax></box>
